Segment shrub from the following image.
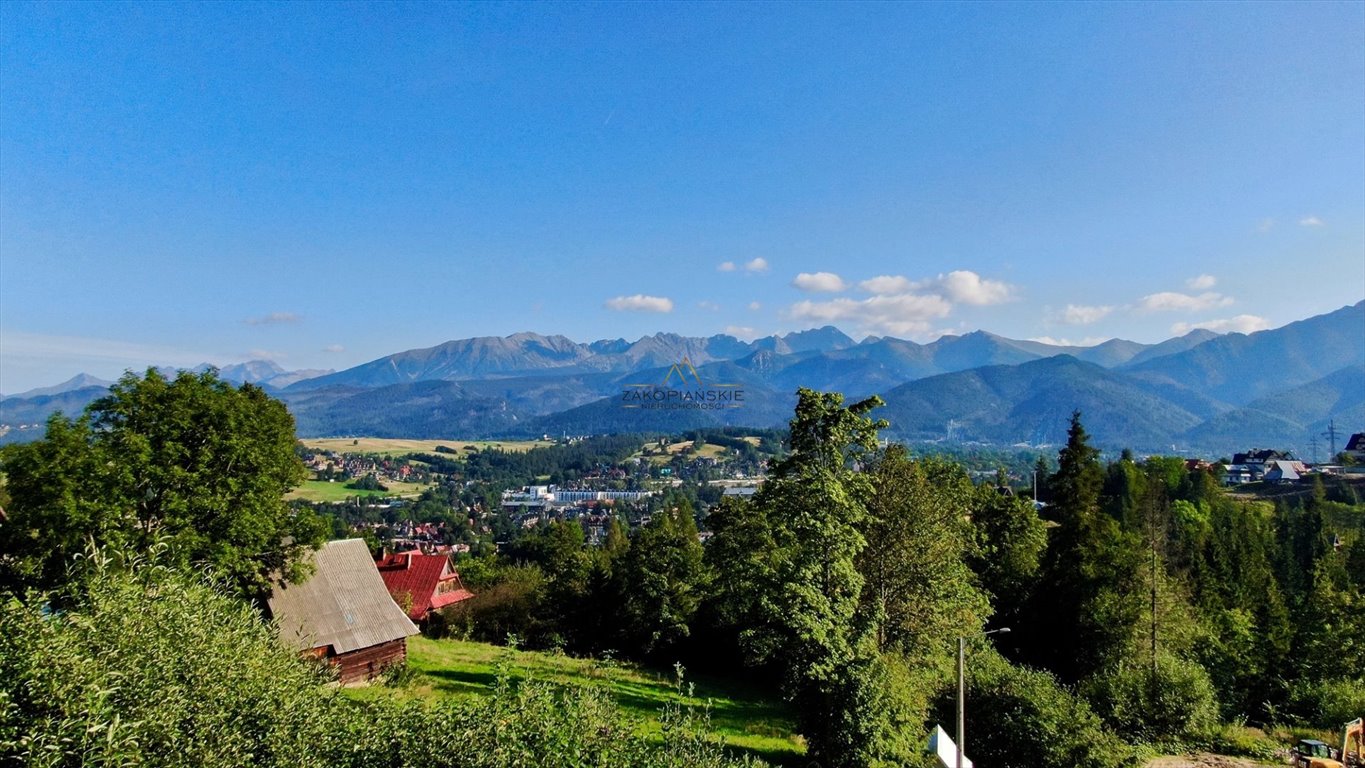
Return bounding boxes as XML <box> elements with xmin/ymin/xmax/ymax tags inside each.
<box><xmin>1287</xmin><ymin>677</ymin><xmax>1365</xmax><ymax>729</ymax></box>
<box><xmin>931</xmin><ymin>647</ymin><xmax>1137</xmax><ymax>768</ymax></box>
<box><xmin>1082</xmin><ymin>653</ymin><xmax>1220</xmax><ymax>745</ymax></box>
<box><xmin>0</xmin><ymin>557</ymin><xmax>761</xmax><ymax>768</ymax></box>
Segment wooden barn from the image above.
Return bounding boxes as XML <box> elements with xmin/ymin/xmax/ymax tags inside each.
<box><xmin>268</xmin><ymin>539</ymin><xmax>418</xmax><ymax>684</ymax></box>
<box><xmin>376</xmin><ymin>549</ymin><xmax>475</xmax><ymax>622</ymax></box>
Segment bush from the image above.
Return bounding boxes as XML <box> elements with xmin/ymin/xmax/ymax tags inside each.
<box><xmin>1082</xmin><ymin>653</ymin><xmax>1220</xmax><ymax>745</ymax></box>
<box><xmin>1287</xmin><ymin>677</ymin><xmax>1365</xmax><ymax>729</ymax></box>
<box><xmin>0</xmin><ymin>555</ymin><xmax>339</xmax><ymax>767</ymax></box>
<box><xmin>437</xmin><ymin>564</ymin><xmax>548</xmax><ymax>644</ymax></box>
<box><xmin>931</xmin><ymin>647</ymin><xmax>1137</xmax><ymax>768</ymax></box>
<box><xmin>0</xmin><ymin>556</ymin><xmax>762</xmax><ymax>768</ymax></box>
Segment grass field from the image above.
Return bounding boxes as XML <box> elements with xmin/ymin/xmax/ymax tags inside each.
<box><xmin>301</xmin><ymin>437</ymin><xmax>553</xmax><ymax>456</ymax></box>
<box><xmin>639</xmin><ymin>439</ymin><xmax>731</xmax><ymax>465</ymax></box>
<box><xmin>286</xmin><ymin>479</ymin><xmax>432</xmax><ymax>502</ymax></box>
<box><xmin>348</xmin><ymin>636</ymin><xmax>803</xmax><ymax>764</ymax></box>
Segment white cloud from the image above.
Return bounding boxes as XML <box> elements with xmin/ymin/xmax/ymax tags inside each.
<box><xmin>932</xmin><ymin>270</ymin><xmax>1015</xmax><ymax>306</ymax></box>
<box><xmin>1299</xmin><ymin>215</ymin><xmax>1324</xmax><ymax>227</ymax></box>
<box><xmin>1029</xmin><ymin>336</ymin><xmax>1110</xmax><ymax>347</ymax></box>
<box><xmin>1185</xmin><ymin>274</ymin><xmax>1217</xmax><ymax>290</ymax></box>
<box><xmin>724</xmin><ymin>325</ymin><xmax>760</xmax><ymax>341</ymax></box>
<box><xmin>717</xmin><ymin>261</ymin><xmax>737</xmax><ymax>272</ymax></box>
<box><xmin>244</xmin><ymin>311</ymin><xmax>302</xmax><ymax>326</ymax></box>
<box><xmin>606</xmin><ymin>297</ymin><xmax>674</xmax><ymax>315</ymax></box>
<box><xmin>1171</xmin><ymin>315</ymin><xmax>1270</xmax><ymax>335</ymax></box>
<box><xmin>1062</xmin><ymin>304</ymin><xmax>1114</xmax><ymax>325</ymax></box>
<box><xmin>697</xmin><ymin>300</ymin><xmax>720</xmax><ymax>311</ymax></box>
<box><xmin>323</xmin><ymin>344</ymin><xmax>345</xmax><ymax>353</ymax></box>
<box><xmin>744</xmin><ymin>257</ymin><xmax>769</xmax><ymax>273</ymax></box>
<box><xmin>1138</xmin><ymin>291</ymin><xmax>1234</xmax><ymax>312</ymax></box>
<box><xmin>604</xmin><ymin>294</ymin><xmax>674</xmax><ymax>313</ymax></box>
<box><xmin>787</xmin><ymin>293</ymin><xmax>952</xmax><ymax>338</ymax></box>
<box><xmin>792</xmin><ymin>272</ymin><xmax>848</xmax><ymax>293</ymax></box>
<box><xmin>748</xmin><ymin>301</ymin><xmax>762</xmax><ymax>311</ymax></box>
<box><xmin>859</xmin><ymin>275</ymin><xmax>914</xmax><ymax>295</ymax></box>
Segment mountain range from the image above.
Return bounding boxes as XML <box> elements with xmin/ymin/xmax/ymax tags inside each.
<box><xmin>3</xmin><ymin>301</ymin><xmax>1361</xmax><ymax>456</ymax></box>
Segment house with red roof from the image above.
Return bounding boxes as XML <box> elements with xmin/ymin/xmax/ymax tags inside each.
<box><xmin>375</xmin><ymin>549</ymin><xmax>475</xmax><ymax>622</ymax></box>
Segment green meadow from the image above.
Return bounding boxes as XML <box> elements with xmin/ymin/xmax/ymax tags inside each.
<box><xmin>347</xmin><ymin>636</ymin><xmax>804</xmax><ymax>765</ymax></box>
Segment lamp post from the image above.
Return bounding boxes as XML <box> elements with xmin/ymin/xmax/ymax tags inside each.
<box><xmin>958</xmin><ymin>627</ymin><xmax>1010</xmax><ymax>768</ymax></box>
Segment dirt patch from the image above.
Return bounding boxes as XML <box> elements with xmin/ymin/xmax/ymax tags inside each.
<box><xmin>1145</xmin><ymin>754</ymin><xmax>1283</xmax><ymax>768</ymax></box>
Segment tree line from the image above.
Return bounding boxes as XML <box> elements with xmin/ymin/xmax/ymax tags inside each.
<box><xmin>447</xmin><ymin>391</ymin><xmax>1365</xmax><ymax>767</ymax></box>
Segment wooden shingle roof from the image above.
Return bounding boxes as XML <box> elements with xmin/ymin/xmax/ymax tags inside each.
<box><xmin>268</xmin><ymin>539</ymin><xmax>417</xmax><ymax>655</ymax></box>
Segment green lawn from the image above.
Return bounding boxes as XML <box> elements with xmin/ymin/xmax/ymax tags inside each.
<box><xmin>286</xmin><ymin>479</ymin><xmax>431</xmax><ymax>502</ymax></box>
<box><xmin>348</xmin><ymin>636</ymin><xmax>804</xmax><ymax>764</ymax></box>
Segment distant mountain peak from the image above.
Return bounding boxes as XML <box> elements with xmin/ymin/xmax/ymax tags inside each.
<box><xmin>4</xmin><ymin>373</ymin><xmax>114</xmax><ymax>400</ymax></box>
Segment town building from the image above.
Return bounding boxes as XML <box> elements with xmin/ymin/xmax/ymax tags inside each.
<box><xmin>375</xmin><ymin>549</ymin><xmax>475</xmax><ymax>622</ymax></box>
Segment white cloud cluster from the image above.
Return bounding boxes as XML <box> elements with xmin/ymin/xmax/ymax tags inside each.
<box><xmin>1171</xmin><ymin>315</ymin><xmax>1270</xmax><ymax>335</ymax></box>
<box><xmin>933</xmin><ymin>270</ymin><xmax>1015</xmax><ymax>306</ymax></box>
<box><xmin>718</xmin><ymin>257</ymin><xmax>769</xmax><ymax>273</ymax></box>
<box><xmin>323</xmin><ymin>344</ymin><xmax>345</xmax><ymax>353</ymax></box>
<box><xmin>1029</xmin><ymin>335</ymin><xmax>1109</xmax><ymax>347</ymax></box>
<box><xmin>859</xmin><ymin>275</ymin><xmax>914</xmax><ymax>295</ymax></box>
<box><xmin>788</xmin><ymin>293</ymin><xmax>953</xmax><ymax>338</ymax></box>
<box><xmin>724</xmin><ymin>325</ymin><xmax>760</xmax><ymax>340</ymax></box>
<box><xmin>1137</xmin><ymin>291</ymin><xmax>1234</xmax><ymax>313</ymax></box>
<box><xmin>792</xmin><ymin>272</ymin><xmax>849</xmax><ymax>293</ymax></box>
<box><xmin>604</xmin><ymin>294</ymin><xmax>674</xmax><ymax>313</ymax></box>
<box><xmin>1299</xmin><ymin>215</ymin><xmax>1324</xmax><ymax>227</ymax></box>
<box><xmin>1185</xmin><ymin>274</ymin><xmax>1217</xmax><ymax>290</ymax></box>
<box><xmin>1062</xmin><ymin>304</ymin><xmax>1114</xmax><ymax>325</ymax></box>
<box><xmin>785</xmin><ymin>269</ymin><xmax>1014</xmax><ymax>338</ymax></box>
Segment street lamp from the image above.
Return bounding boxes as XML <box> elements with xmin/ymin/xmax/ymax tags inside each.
<box><xmin>958</xmin><ymin>627</ymin><xmax>1010</xmax><ymax>768</ymax></box>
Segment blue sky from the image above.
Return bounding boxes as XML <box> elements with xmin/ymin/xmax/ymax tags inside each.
<box><xmin>2</xmin><ymin>1</ymin><xmax>1362</xmax><ymax>392</ymax></box>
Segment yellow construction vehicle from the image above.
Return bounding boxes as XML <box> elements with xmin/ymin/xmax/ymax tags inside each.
<box><xmin>1292</xmin><ymin>718</ymin><xmax>1363</xmax><ymax>768</ymax></box>
<box><xmin>1342</xmin><ymin>717</ymin><xmax>1363</xmax><ymax>768</ymax></box>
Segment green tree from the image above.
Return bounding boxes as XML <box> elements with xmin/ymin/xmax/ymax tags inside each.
<box><xmin>860</xmin><ymin>448</ymin><xmax>989</xmax><ymax>659</ymax></box>
<box><xmin>700</xmin><ymin>494</ymin><xmax>778</xmax><ymax>671</ymax></box>
<box><xmin>733</xmin><ymin>389</ymin><xmax>907</xmax><ymax>766</ymax></box>
<box><xmin>1025</xmin><ymin>412</ymin><xmax>1143</xmax><ymax>683</ymax></box>
<box><xmin>968</xmin><ymin>483</ymin><xmax>1046</xmax><ymax>638</ymax></box>
<box><xmin>617</xmin><ymin>501</ymin><xmax>706</xmax><ymax>659</ymax></box>
<box><xmin>0</xmin><ymin>369</ymin><xmax>322</xmax><ymax>600</ymax></box>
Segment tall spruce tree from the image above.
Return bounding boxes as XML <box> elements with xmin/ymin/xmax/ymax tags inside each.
<box><xmin>1025</xmin><ymin>411</ymin><xmax>1143</xmax><ymax>683</ymax></box>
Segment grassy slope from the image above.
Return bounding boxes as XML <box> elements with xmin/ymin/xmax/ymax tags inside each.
<box><xmin>301</xmin><ymin>437</ymin><xmax>552</xmax><ymax>456</ymax></box>
<box><xmin>348</xmin><ymin>636</ymin><xmax>803</xmax><ymax>764</ymax></box>
<box><xmin>286</xmin><ymin>479</ymin><xmax>432</xmax><ymax>502</ymax></box>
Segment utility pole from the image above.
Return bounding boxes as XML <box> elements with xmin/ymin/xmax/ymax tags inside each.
<box><xmin>1309</xmin><ymin>434</ymin><xmax>1321</xmax><ymax>465</ymax></box>
<box><xmin>958</xmin><ymin>627</ymin><xmax>1010</xmax><ymax>768</ymax></box>
<box><xmin>957</xmin><ymin>636</ymin><xmax>965</xmax><ymax>768</ymax></box>
<box><xmin>1324</xmin><ymin>419</ymin><xmax>1339</xmax><ymax>460</ymax></box>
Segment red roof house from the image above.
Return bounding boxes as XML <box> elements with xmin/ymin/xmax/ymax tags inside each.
<box><xmin>375</xmin><ymin>550</ymin><xmax>475</xmax><ymax>621</ymax></box>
